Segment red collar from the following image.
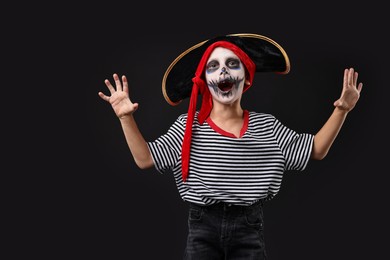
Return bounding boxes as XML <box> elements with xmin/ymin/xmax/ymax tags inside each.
<box><xmin>206</xmin><ymin>110</ymin><xmax>249</xmax><ymax>138</ymax></box>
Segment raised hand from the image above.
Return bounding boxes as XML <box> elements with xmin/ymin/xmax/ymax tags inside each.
<box><xmin>98</xmin><ymin>73</ymin><xmax>139</xmax><ymax>118</ymax></box>
<box><xmin>333</xmin><ymin>68</ymin><xmax>363</xmax><ymax>112</ymax></box>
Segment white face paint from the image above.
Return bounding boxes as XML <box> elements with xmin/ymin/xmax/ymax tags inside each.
<box><xmin>205</xmin><ymin>47</ymin><xmax>246</xmax><ymax>105</ymax></box>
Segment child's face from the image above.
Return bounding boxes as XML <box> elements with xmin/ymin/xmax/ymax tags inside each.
<box><xmin>205</xmin><ymin>47</ymin><xmax>245</xmax><ymax>105</ymax></box>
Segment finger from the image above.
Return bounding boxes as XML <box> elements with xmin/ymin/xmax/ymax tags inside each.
<box><xmin>343</xmin><ymin>68</ymin><xmax>348</xmax><ymax>88</ymax></box>
<box><xmin>347</xmin><ymin>68</ymin><xmax>354</xmax><ymax>87</ymax></box>
<box><xmin>357</xmin><ymin>82</ymin><xmax>363</xmax><ymax>93</ymax></box>
<box><xmin>104</xmin><ymin>79</ymin><xmax>116</xmax><ymax>94</ymax></box>
<box><xmin>113</xmin><ymin>73</ymin><xmax>122</xmax><ymax>91</ymax></box>
<box><xmin>122</xmin><ymin>75</ymin><xmax>129</xmax><ymax>94</ymax></box>
<box><xmin>98</xmin><ymin>91</ymin><xmax>110</xmax><ymax>102</ymax></box>
<box><xmin>353</xmin><ymin>71</ymin><xmax>359</xmax><ymax>87</ymax></box>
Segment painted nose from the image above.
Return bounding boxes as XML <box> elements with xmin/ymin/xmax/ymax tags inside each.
<box><xmin>220</xmin><ymin>67</ymin><xmax>228</xmax><ymax>75</ymax></box>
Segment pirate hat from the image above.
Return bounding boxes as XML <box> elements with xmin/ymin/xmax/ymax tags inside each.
<box><xmin>162</xmin><ymin>33</ymin><xmax>290</xmax><ymax>106</ymax></box>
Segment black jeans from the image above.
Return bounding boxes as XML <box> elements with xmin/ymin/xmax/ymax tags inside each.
<box><xmin>183</xmin><ymin>200</ymin><xmax>267</xmax><ymax>260</ymax></box>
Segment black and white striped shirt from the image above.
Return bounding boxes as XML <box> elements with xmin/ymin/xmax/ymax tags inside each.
<box><xmin>147</xmin><ymin>110</ymin><xmax>314</xmax><ymax>206</ymax></box>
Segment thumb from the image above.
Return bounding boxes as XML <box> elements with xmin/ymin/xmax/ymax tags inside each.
<box><xmin>333</xmin><ymin>99</ymin><xmax>341</xmax><ymax>107</ymax></box>
<box><xmin>133</xmin><ymin>103</ymin><xmax>139</xmax><ymax>111</ymax></box>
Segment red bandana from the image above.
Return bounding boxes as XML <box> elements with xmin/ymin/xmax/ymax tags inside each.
<box><xmin>181</xmin><ymin>41</ymin><xmax>256</xmax><ymax>182</ymax></box>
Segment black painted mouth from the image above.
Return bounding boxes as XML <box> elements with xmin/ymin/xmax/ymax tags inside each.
<box><xmin>208</xmin><ymin>76</ymin><xmax>244</xmax><ymax>97</ymax></box>
<box><xmin>218</xmin><ymin>79</ymin><xmax>234</xmax><ymax>92</ymax></box>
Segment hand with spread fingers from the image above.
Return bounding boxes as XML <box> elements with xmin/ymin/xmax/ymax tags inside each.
<box><xmin>98</xmin><ymin>73</ymin><xmax>139</xmax><ymax>119</ymax></box>
<box><xmin>333</xmin><ymin>67</ymin><xmax>363</xmax><ymax>112</ymax></box>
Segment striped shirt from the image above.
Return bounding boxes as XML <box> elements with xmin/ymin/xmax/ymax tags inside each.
<box><xmin>147</xmin><ymin>110</ymin><xmax>314</xmax><ymax>206</ymax></box>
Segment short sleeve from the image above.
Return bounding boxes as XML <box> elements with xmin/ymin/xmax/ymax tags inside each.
<box><xmin>147</xmin><ymin>114</ymin><xmax>186</xmax><ymax>174</ymax></box>
<box><xmin>273</xmin><ymin>118</ymin><xmax>314</xmax><ymax>171</ymax></box>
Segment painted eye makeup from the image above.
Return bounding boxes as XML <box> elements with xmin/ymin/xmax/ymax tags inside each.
<box><xmin>226</xmin><ymin>58</ymin><xmax>240</xmax><ymax>69</ymax></box>
<box><xmin>206</xmin><ymin>57</ymin><xmax>241</xmax><ymax>73</ymax></box>
<box><xmin>206</xmin><ymin>61</ymin><xmax>219</xmax><ymax>73</ymax></box>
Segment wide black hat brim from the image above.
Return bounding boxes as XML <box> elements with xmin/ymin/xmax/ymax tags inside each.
<box><xmin>162</xmin><ymin>33</ymin><xmax>290</xmax><ymax>105</ymax></box>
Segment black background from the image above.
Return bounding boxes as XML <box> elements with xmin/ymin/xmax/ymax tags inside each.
<box><xmin>5</xmin><ymin>1</ymin><xmax>389</xmax><ymax>259</ymax></box>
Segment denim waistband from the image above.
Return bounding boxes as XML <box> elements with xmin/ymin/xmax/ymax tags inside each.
<box><xmin>189</xmin><ymin>199</ymin><xmax>264</xmax><ymax>213</ymax></box>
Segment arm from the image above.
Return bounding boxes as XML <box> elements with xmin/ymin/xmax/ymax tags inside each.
<box><xmin>98</xmin><ymin>73</ymin><xmax>154</xmax><ymax>169</ymax></box>
<box><xmin>311</xmin><ymin>68</ymin><xmax>363</xmax><ymax>160</ymax></box>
